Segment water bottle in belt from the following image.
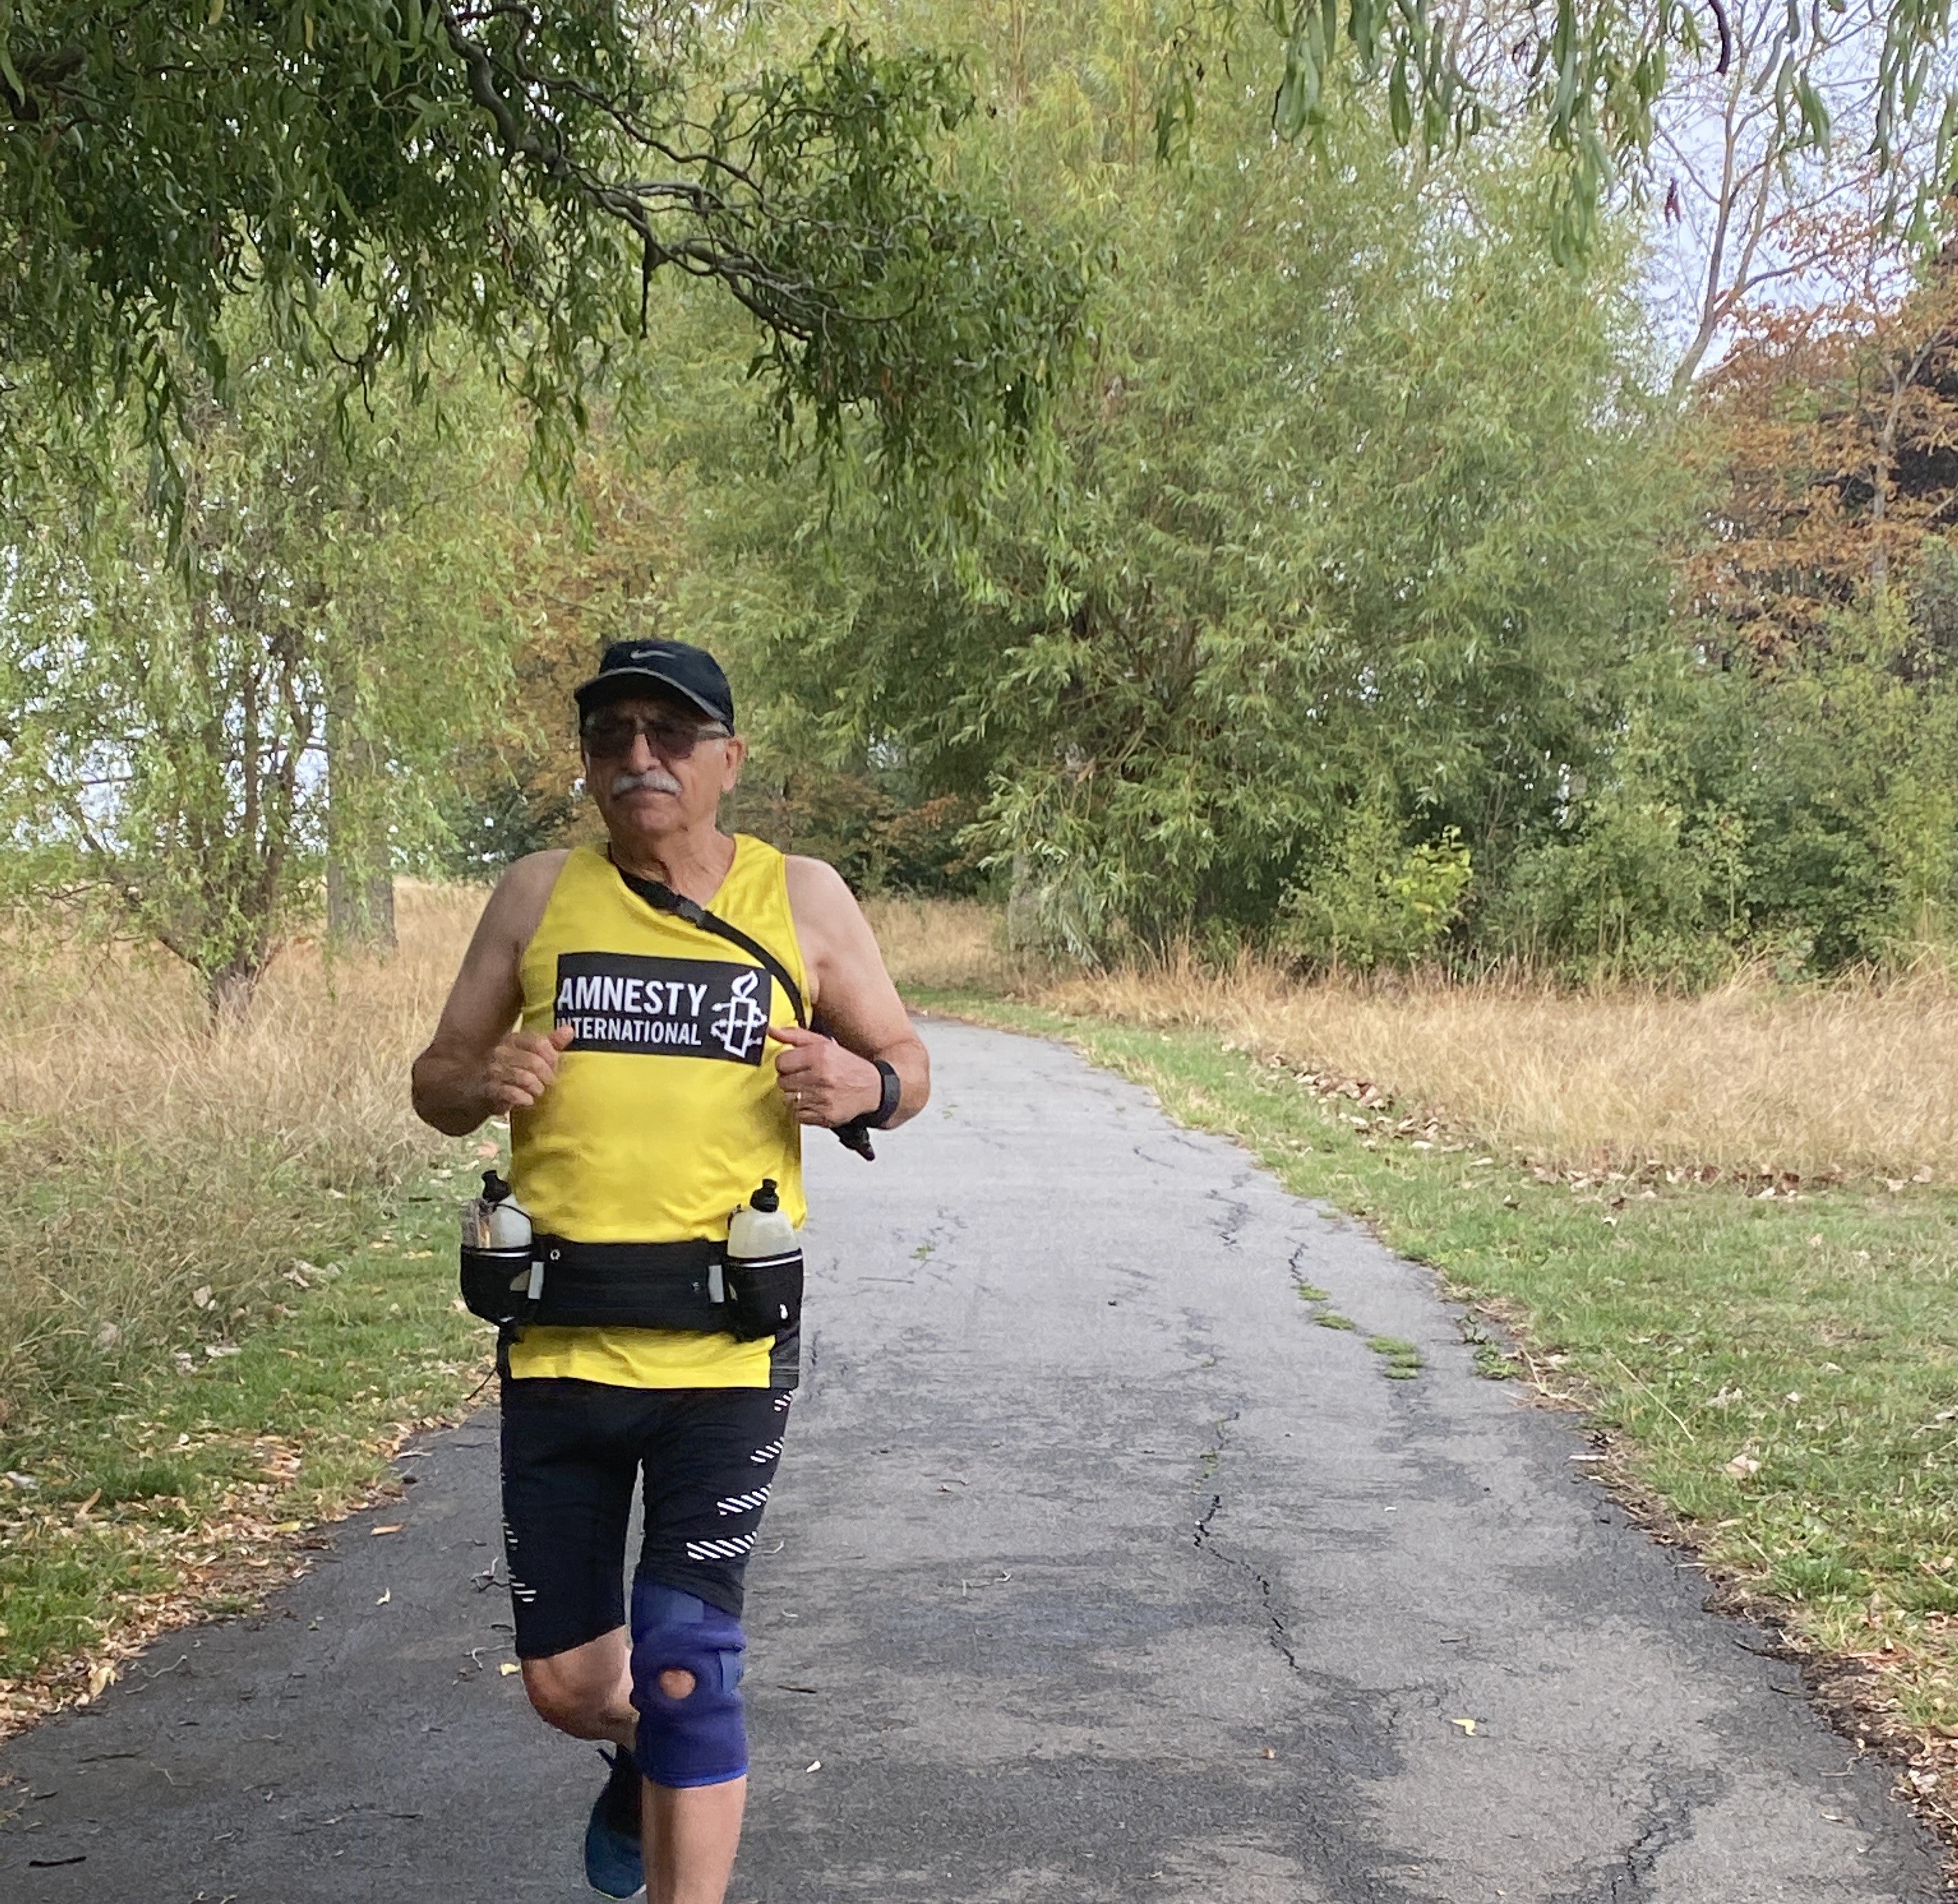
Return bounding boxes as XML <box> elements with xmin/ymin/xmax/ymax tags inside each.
<box><xmin>721</xmin><ymin>1177</ymin><xmax>804</xmax><ymax>1341</ymax></box>
<box><xmin>458</xmin><ymin>1169</ymin><xmax>535</xmax><ymax>1324</ymax></box>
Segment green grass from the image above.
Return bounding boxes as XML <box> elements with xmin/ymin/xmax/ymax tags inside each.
<box><xmin>1366</xmin><ymin>1335</ymin><xmax>1424</xmax><ymax>1379</ymax></box>
<box><xmin>0</xmin><ymin>1155</ymin><xmax>488</xmax><ymax>1716</ymax></box>
<box><xmin>916</xmin><ymin>992</ymin><xmax>1958</xmax><ymax>1738</ymax></box>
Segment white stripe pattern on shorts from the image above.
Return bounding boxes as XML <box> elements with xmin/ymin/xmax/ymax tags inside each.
<box><xmin>748</xmin><ymin>1438</ymin><xmax>784</xmax><ymax>1466</ymax></box>
<box><xmin>715</xmin><ymin>1486</ymin><xmax>771</xmax><ymax>1517</ymax></box>
<box><xmin>684</xmin><ymin>1532</ymin><xmax>758</xmax><ymax>1563</ymax></box>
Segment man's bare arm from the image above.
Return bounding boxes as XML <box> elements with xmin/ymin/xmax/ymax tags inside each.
<box><xmin>776</xmin><ymin>856</ymin><xmax>929</xmax><ymax>1131</ymax></box>
<box><xmin>411</xmin><ymin>852</ymin><xmax>569</xmax><ymax>1137</ymax></box>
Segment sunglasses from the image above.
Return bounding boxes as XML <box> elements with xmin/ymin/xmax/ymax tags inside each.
<box><xmin>581</xmin><ymin>710</ymin><xmax>730</xmax><ymax>761</ymax></box>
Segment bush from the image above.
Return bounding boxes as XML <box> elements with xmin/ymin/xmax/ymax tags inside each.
<box><xmin>1277</xmin><ymin>799</ymin><xmax>1472</xmax><ymax>973</ymax></box>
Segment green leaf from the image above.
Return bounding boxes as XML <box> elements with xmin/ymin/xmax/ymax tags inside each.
<box><xmin>1349</xmin><ymin>0</ymin><xmax>1379</xmax><ymax>68</ymax></box>
<box><xmin>1389</xmin><ymin>56</ymin><xmax>1413</xmax><ymax>144</ymax></box>
<box><xmin>1274</xmin><ymin>62</ymin><xmax>1308</xmax><ymax>139</ymax></box>
<box><xmin>1794</xmin><ymin>76</ymin><xmax>1832</xmax><ymax>147</ymax></box>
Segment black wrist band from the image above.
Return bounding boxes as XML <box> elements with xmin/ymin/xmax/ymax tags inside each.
<box><xmin>865</xmin><ymin>1058</ymin><xmax>901</xmax><ymax>1130</ymax></box>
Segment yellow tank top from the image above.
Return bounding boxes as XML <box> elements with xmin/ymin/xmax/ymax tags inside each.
<box><xmin>506</xmin><ymin>837</ymin><xmax>806</xmax><ymax>1388</ymax></box>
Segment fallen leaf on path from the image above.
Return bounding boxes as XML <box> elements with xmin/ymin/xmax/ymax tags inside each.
<box><xmin>1449</xmin><ymin>1717</ymin><xmax>1478</xmax><ymax>1735</ymax></box>
<box><xmin>1260</xmin><ymin>1747</ymin><xmax>1277</xmax><ymax>1760</ymax></box>
<box><xmin>375</xmin><ymin>1589</ymin><xmax>390</xmax><ymax>1606</ymax></box>
<box><xmin>370</xmin><ymin>1524</ymin><xmax>404</xmax><ymax>1537</ymax></box>
<box><xmin>805</xmin><ymin>1760</ymin><xmax>822</xmax><ymax>1773</ymax></box>
<box><xmin>499</xmin><ymin>1662</ymin><xmax>521</xmax><ymax>1677</ymax></box>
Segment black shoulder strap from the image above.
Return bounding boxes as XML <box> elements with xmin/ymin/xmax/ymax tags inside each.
<box><xmin>611</xmin><ymin>857</ymin><xmax>875</xmax><ymax>1159</ymax></box>
<box><xmin>612</xmin><ymin>862</ymin><xmax>807</xmax><ymax>1028</ymax></box>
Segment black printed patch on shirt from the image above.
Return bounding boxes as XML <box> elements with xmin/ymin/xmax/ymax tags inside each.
<box><xmin>553</xmin><ymin>953</ymin><xmax>774</xmax><ymax>1064</ymax></box>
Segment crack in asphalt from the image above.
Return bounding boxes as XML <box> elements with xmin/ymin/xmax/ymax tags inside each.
<box><xmin>1190</xmin><ymin>1413</ymin><xmax>1303</xmax><ymax>1674</ymax></box>
<box><xmin>1208</xmin><ymin>1184</ymin><xmax>1255</xmax><ymax>1250</ymax></box>
<box><xmin>1544</xmin><ymin>1758</ymin><xmax>1721</xmax><ymax>1904</ymax></box>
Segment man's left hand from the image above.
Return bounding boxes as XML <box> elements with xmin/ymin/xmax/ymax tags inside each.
<box><xmin>768</xmin><ymin>1025</ymin><xmax>883</xmax><ymax>1127</ymax></box>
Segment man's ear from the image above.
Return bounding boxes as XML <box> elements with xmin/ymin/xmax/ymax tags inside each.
<box><xmin>721</xmin><ymin>735</ymin><xmax>747</xmax><ymax>792</ymax></box>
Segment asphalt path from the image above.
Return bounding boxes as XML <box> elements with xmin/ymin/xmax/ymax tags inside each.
<box><xmin>1</xmin><ymin>1019</ymin><xmax>1946</xmax><ymax>1902</ymax></box>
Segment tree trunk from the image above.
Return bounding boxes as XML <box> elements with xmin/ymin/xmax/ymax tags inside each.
<box><xmin>324</xmin><ymin>639</ymin><xmax>397</xmax><ymax>953</ymax></box>
<box><xmin>1006</xmin><ymin>851</ymin><xmax>1041</xmax><ymax>950</ymax></box>
<box><xmin>206</xmin><ymin>962</ymin><xmax>261</xmax><ymax>1025</ymax></box>
<box><xmin>327</xmin><ymin>859</ymin><xmax>396</xmax><ymax>949</ymax></box>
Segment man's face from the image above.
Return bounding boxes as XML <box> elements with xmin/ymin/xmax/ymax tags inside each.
<box><xmin>582</xmin><ymin>691</ymin><xmax>745</xmax><ymax>850</ymax></box>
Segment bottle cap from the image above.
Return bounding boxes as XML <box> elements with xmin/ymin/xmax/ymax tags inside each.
<box><xmin>482</xmin><ymin>1170</ymin><xmax>512</xmax><ymax>1203</ymax></box>
<box><xmin>751</xmin><ymin>1177</ymin><xmax>779</xmax><ymax>1213</ymax></box>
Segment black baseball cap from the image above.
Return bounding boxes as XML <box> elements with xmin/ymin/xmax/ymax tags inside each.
<box><xmin>574</xmin><ymin>640</ymin><xmax>735</xmax><ymax>730</ymax></box>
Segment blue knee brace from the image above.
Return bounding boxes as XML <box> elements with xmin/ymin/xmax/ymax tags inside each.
<box><xmin>629</xmin><ymin>1581</ymin><xmax>748</xmax><ymax>1789</ymax></box>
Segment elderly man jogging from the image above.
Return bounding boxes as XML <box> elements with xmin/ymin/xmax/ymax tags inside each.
<box><xmin>412</xmin><ymin>639</ymin><xmax>928</xmax><ymax>1902</ymax></box>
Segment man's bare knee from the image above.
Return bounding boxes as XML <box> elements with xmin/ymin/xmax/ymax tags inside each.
<box><xmin>656</xmin><ymin>1668</ymin><xmax>695</xmax><ymax>1700</ymax></box>
<box><xmin>523</xmin><ymin>1644</ymin><xmax>625</xmax><ymax>1738</ymax></box>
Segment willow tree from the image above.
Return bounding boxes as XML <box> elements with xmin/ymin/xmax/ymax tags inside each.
<box><xmin>640</xmin><ymin>3</ymin><xmax>1686</xmax><ymax>960</ymax></box>
<box><xmin>5</xmin><ymin>3</ymin><xmax>1948</xmax><ymax>493</ymax></box>
<box><xmin>0</xmin><ymin>334</ymin><xmax>523</xmax><ymax>1015</ymax></box>
<box><xmin>0</xmin><ymin>6</ymin><xmax>1086</xmax><ymax>503</ymax></box>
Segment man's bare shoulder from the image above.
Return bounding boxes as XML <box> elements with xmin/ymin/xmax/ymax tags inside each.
<box><xmin>783</xmin><ymin>852</ymin><xmax>855</xmax><ymax>914</ymax></box>
<box><xmin>784</xmin><ymin>853</ymin><xmax>872</xmax><ymax>941</ymax></box>
<box><xmin>481</xmin><ymin>848</ymin><xmax>574</xmax><ymax>947</ymax></box>
<box><xmin>783</xmin><ymin>854</ymin><xmax>872</xmax><ymax>977</ymax></box>
<box><xmin>503</xmin><ymin>846</ymin><xmax>575</xmax><ymax>892</ymax></box>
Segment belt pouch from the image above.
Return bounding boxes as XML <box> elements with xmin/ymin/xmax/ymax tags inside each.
<box><xmin>527</xmin><ymin>1238</ymin><xmax>726</xmax><ymax>1332</ymax></box>
<box><xmin>723</xmin><ymin>1249</ymin><xmax>804</xmax><ymax>1342</ymax></box>
<box><xmin>460</xmin><ymin>1247</ymin><xmax>532</xmax><ymax>1326</ymax></box>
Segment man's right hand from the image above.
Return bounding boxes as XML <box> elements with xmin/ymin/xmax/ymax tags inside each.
<box><xmin>484</xmin><ymin>1024</ymin><xmax>578</xmax><ymax>1113</ymax></box>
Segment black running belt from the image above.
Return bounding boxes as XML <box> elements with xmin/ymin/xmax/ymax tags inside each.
<box><xmin>527</xmin><ymin>1234</ymin><xmax>726</xmax><ymax>1331</ymax></box>
<box><xmin>611</xmin><ymin>857</ymin><xmax>875</xmax><ymax>1159</ymax></box>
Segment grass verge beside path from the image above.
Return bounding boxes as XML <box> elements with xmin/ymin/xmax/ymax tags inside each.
<box><xmin>0</xmin><ymin>885</ymin><xmax>496</xmax><ymax>1734</ymax></box>
<box><xmin>0</xmin><ymin>1157</ymin><xmax>490</xmax><ymax>1736</ymax></box>
<box><xmin>916</xmin><ymin>992</ymin><xmax>1958</xmax><ymax>1831</ymax></box>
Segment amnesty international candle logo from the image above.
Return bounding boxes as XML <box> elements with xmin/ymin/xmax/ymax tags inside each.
<box><xmin>553</xmin><ymin>952</ymin><xmax>775</xmax><ymax>1064</ymax></box>
<box><xmin>710</xmin><ymin>969</ymin><xmax>771</xmax><ymax>1061</ymax></box>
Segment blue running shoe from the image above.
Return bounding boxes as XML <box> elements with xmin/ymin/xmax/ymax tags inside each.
<box><xmin>583</xmin><ymin>1744</ymin><xmax>646</xmax><ymax>1899</ymax></box>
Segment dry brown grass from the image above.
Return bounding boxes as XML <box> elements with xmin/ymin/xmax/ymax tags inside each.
<box><xmin>861</xmin><ymin>895</ymin><xmax>1046</xmax><ymax>995</ymax></box>
<box><xmin>0</xmin><ymin>882</ymin><xmax>487</xmax><ymax>1432</ymax></box>
<box><xmin>0</xmin><ymin>880</ymin><xmax>482</xmax><ymax>1179</ymax></box>
<box><xmin>872</xmin><ymin>902</ymin><xmax>1958</xmax><ymax>1184</ymax></box>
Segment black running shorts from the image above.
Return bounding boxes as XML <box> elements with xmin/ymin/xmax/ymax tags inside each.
<box><xmin>498</xmin><ymin>1377</ymin><xmax>791</xmax><ymax>1659</ymax></box>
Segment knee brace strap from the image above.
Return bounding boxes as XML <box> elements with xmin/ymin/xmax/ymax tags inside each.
<box><xmin>629</xmin><ymin>1581</ymin><xmax>748</xmax><ymax>1789</ymax></box>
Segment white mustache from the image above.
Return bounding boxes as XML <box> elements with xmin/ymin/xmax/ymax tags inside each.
<box><xmin>611</xmin><ymin>768</ymin><xmax>681</xmax><ymax>797</ymax></box>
